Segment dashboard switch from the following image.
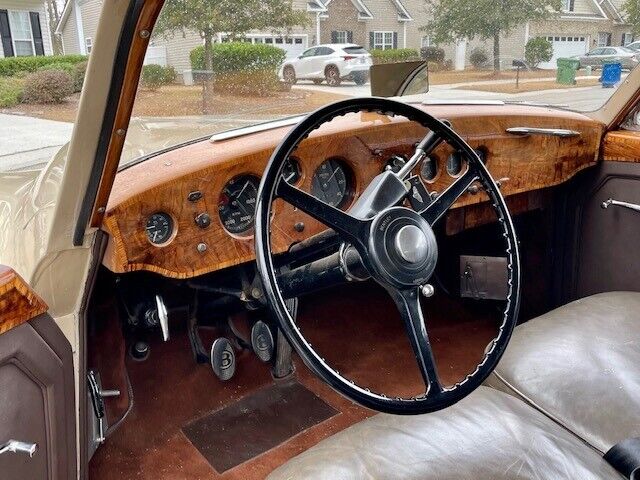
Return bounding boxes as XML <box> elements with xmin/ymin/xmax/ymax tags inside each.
<box><xmin>195</xmin><ymin>212</ymin><xmax>211</xmax><ymax>228</ymax></box>
<box><xmin>188</xmin><ymin>190</ymin><xmax>203</xmax><ymax>202</ymax></box>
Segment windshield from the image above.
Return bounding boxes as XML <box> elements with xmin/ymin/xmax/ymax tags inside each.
<box><xmin>0</xmin><ymin>0</ymin><xmax>637</xmax><ymax>172</ymax></box>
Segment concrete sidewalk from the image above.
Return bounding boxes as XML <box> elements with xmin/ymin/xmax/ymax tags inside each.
<box><xmin>0</xmin><ymin>113</ymin><xmax>73</xmax><ymax>171</ymax></box>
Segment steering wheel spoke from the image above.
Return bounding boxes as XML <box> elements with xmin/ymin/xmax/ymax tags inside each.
<box><xmin>388</xmin><ymin>287</ymin><xmax>442</xmax><ymax>397</ymax></box>
<box><xmin>420</xmin><ymin>164</ymin><xmax>479</xmax><ymax>226</ymax></box>
<box><xmin>276</xmin><ymin>177</ymin><xmax>369</xmax><ymax>245</ymax></box>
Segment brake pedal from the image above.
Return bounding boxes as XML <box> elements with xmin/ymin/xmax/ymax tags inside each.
<box><xmin>210</xmin><ymin>337</ymin><xmax>236</xmax><ymax>381</ymax></box>
<box><xmin>251</xmin><ymin>321</ymin><xmax>274</xmax><ymax>363</ymax></box>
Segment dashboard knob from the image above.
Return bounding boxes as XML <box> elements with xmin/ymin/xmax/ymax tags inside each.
<box><xmin>195</xmin><ymin>212</ymin><xmax>211</xmax><ymax>228</ymax></box>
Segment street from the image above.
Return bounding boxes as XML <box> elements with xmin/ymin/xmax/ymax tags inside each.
<box><xmin>0</xmin><ymin>78</ymin><xmax>620</xmax><ymax>172</ymax></box>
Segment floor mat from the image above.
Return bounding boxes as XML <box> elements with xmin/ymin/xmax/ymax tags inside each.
<box><xmin>182</xmin><ymin>380</ymin><xmax>337</xmax><ymax>473</ymax></box>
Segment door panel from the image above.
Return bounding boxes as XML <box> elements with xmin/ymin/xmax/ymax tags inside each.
<box><xmin>561</xmin><ymin>132</ymin><xmax>640</xmax><ymax>300</ymax></box>
<box><xmin>0</xmin><ymin>266</ymin><xmax>76</xmax><ymax>480</ymax></box>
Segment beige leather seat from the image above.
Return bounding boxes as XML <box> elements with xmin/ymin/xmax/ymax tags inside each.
<box><xmin>492</xmin><ymin>291</ymin><xmax>640</xmax><ymax>454</ymax></box>
<box><xmin>268</xmin><ymin>387</ymin><xmax>620</xmax><ymax>480</ymax></box>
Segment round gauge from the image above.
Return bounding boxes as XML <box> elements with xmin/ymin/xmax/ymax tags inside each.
<box><xmin>282</xmin><ymin>157</ymin><xmax>302</xmax><ymax>185</ymax></box>
<box><xmin>421</xmin><ymin>155</ymin><xmax>438</xmax><ymax>182</ymax></box>
<box><xmin>310</xmin><ymin>159</ymin><xmax>352</xmax><ymax>209</ymax></box>
<box><xmin>145</xmin><ymin>212</ymin><xmax>174</xmax><ymax>245</ymax></box>
<box><xmin>218</xmin><ymin>175</ymin><xmax>260</xmax><ymax>235</ymax></box>
<box><xmin>446</xmin><ymin>151</ymin><xmax>463</xmax><ymax>177</ymax></box>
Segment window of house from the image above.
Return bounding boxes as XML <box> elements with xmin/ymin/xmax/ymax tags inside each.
<box><xmin>598</xmin><ymin>32</ymin><xmax>612</xmax><ymax>47</ymax></box>
<box><xmin>334</xmin><ymin>31</ymin><xmax>347</xmax><ymax>43</ymax></box>
<box><xmin>85</xmin><ymin>37</ymin><xmax>93</xmax><ymax>53</ymax></box>
<box><xmin>373</xmin><ymin>31</ymin><xmax>394</xmax><ymax>50</ymax></box>
<box><xmin>564</xmin><ymin>0</ymin><xmax>575</xmax><ymax>11</ymax></box>
<box><xmin>623</xmin><ymin>33</ymin><xmax>634</xmax><ymax>46</ymax></box>
<box><xmin>8</xmin><ymin>11</ymin><xmax>34</xmax><ymax>56</ymax></box>
<box><xmin>421</xmin><ymin>36</ymin><xmax>431</xmax><ymax>48</ymax></box>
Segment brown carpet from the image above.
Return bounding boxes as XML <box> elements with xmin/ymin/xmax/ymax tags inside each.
<box><xmin>89</xmin><ymin>282</ymin><xmax>498</xmax><ymax>480</ymax></box>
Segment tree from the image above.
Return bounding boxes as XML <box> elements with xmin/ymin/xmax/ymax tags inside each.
<box><xmin>525</xmin><ymin>37</ymin><xmax>553</xmax><ymax>68</ymax></box>
<box><xmin>623</xmin><ymin>0</ymin><xmax>640</xmax><ymax>36</ymax></box>
<box><xmin>155</xmin><ymin>0</ymin><xmax>308</xmax><ymax>73</ymax></box>
<box><xmin>422</xmin><ymin>0</ymin><xmax>561</xmax><ymax>71</ymax></box>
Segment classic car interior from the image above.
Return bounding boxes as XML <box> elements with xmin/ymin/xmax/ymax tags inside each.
<box><xmin>2</xmin><ymin>1</ymin><xmax>640</xmax><ymax>479</ymax></box>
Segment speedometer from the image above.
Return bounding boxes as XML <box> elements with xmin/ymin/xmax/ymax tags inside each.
<box><xmin>310</xmin><ymin>159</ymin><xmax>352</xmax><ymax>209</ymax></box>
<box><xmin>218</xmin><ymin>175</ymin><xmax>260</xmax><ymax>235</ymax></box>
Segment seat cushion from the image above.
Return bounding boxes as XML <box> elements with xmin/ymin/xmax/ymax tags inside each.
<box><xmin>267</xmin><ymin>387</ymin><xmax>619</xmax><ymax>480</ymax></box>
<box><xmin>492</xmin><ymin>291</ymin><xmax>640</xmax><ymax>454</ymax></box>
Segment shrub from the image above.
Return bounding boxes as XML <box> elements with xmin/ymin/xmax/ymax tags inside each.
<box><xmin>71</xmin><ymin>61</ymin><xmax>88</xmax><ymax>92</ymax></box>
<box><xmin>469</xmin><ymin>48</ymin><xmax>489</xmax><ymax>69</ymax></box>
<box><xmin>370</xmin><ymin>48</ymin><xmax>420</xmax><ymax>64</ymax></box>
<box><xmin>0</xmin><ymin>54</ymin><xmax>87</xmax><ymax>77</ymax></box>
<box><xmin>0</xmin><ymin>77</ymin><xmax>23</xmax><ymax>107</ymax></box>
<box><xmin>525</xmin><ymin>37</ymin><xmax>553</xmax><ymax>69</ymax></box>
<box><xmin>420</xmin><ymin>46</ymin><xmax>445</xmax><ymax>63</ymax></box>
<box><xmin>22</xmin><ymin>70</ymin><xmax>73</xmax><ymax>104</ymax></box>
<box><xmin>190</xmin><ymin>43</ymin><xmax>286</xmax><ymax>96</ymax></box>
<box><xmin>38</xmin><ymin>61</ymin><xmax>74</xmax><ymax>74</ymax></box>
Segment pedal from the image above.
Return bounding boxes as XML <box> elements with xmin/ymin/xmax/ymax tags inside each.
<box><xmin>210</xmin><ymin>337</ymin><xmax>236</xmax><ymax>381</ymax></box>
<box><xmin>251</xmin><ymin>321</ymin><xmax>274</xmax><ymax>363</ymax></box>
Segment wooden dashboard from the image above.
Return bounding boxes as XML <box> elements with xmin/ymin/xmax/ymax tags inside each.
<box><xmin>101</xmin><ymin>104</ymin><xmax>604</xmax><ymax>279</ymax></box>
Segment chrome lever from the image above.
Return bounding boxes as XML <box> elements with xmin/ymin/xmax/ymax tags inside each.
<box><xmin>0</xmin><ymin>440</ymin><xmax>38</xmax><ymax>457</ymax></box>
<box><xmin>506</xmin><ymin>127</ymin><xmax>580</xmax><ymax>138</ymax></box>
<box><xmin>601</xmin><ymin>198</ymin><xmax>640</xmax><ymax>213</ymax></box>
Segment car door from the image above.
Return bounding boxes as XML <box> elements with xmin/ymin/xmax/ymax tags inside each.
<box><xmin>308</xmin><ymin>47</ymin><xmax>334</xmax><ymax>77</ymax></box>
<box><xmin>583</xmin><ymin>48</ymin><xmax>602</xmax><ymax>67</ymax></box>
<box><xmin>0</xmin><ymin>265</ymin><xmax>76</xmax><ymax>480</ymax></box>
<box><xmin>295</xmin><ymin>47</ymin><xmax>318</xmax><ymax>78</ymax></box>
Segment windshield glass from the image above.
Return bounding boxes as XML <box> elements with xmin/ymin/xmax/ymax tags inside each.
<box><xmin>0</xmin><ymin>0</ymin><xmax>637</xmax><ymax>172</ymax></box>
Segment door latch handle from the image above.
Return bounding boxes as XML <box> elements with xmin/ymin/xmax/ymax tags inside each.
<box><xmin>0</xmin><ymin>440</ymin><xmax>38</xmax><ymax>457</ymax></box>
<box><xmin>601</xmin><ymin>198</ymin><xmax>640</xmax><ymax>213</ymax></box>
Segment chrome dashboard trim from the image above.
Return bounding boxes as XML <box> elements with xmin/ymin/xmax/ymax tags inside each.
<box><xmin>210</xmin><ymin>116</ymin><xmax>305</xmax><ymax>143</ymax></box>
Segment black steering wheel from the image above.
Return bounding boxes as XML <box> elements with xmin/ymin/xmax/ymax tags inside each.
<box><xmin>255</xmin><ymin>97</ymin><xmax>520</xmax><ymax>415</ymax></box>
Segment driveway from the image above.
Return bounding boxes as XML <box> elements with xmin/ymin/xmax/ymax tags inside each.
<box><xmin>0</xmin><ymin>113</ymin><xmax>73</xmax><ymax>171</ymax></box>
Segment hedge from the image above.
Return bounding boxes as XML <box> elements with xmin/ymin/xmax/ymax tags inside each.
<box><xmin>22</xmin><ymin>70</ymin><xmax>73</xmax><ymax>104</ymax></box>
<box><xmin>0</xmin><ymin>77</ymin><xmax>23</xmax><ymax>107</ymax></box>
<box><xmin>141</xmin><ymin>64</ymin><xmax>176</xmax><ymax>89</ymax></box>
<box><xmin>190</xmin><ymin>42</ymin><xmax>285</xmax><ymax>73</ymax></box>
<box><xmin>370</xmin><ymin>48</ymin><xmax>420</xmax><ymax>64</ymax></box>
<box><xmin>190</xmin><ymin>42</ymin><xmax>286</xmax><ymax>96</ymax></box>
<box><xmin>0</xmin><ymin>54</ymin><xmax>87</xmax><ymax>77</ymax></box>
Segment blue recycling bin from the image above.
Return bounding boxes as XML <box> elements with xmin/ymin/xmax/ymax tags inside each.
<box><xmin>601</xmin><ymin>62</ymin><xmax>622</xmax><ymax>88</ymax></box>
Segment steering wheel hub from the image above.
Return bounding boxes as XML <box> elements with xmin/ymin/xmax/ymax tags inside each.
<box><xmin>368</xmin><ymin>207</ymin><xmax>438</xmax><ymax>287</ymax></box>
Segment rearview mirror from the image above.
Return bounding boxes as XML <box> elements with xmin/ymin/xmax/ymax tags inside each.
<box><xmin>370</xmin><ymin>61</ymin><xmax>428</xmax><ymax>97</ymax></box>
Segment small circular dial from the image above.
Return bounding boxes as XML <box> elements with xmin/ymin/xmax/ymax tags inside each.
<box><xmin>421</xmin><ymin>155</ymin><xmax>438</xmax><ymax>181</ymax></box>
<box><xmin>145</xmin><ymin>212</ymin><xmax>173</xmax><ymax>245</ymax></box>
<box><xmin>282</xmin><ymin>157</ymin><xmax>302</xmax><ymax>185</ymax></box>
<box><xmin>218</xmin><ymin>175</ymin><xmax>260</xmax><ymax>234</ymax></box>
<box><xmin>310</xmin><ymin>159</ymin><xmax>351</xmax><ymax>209</ymax></box>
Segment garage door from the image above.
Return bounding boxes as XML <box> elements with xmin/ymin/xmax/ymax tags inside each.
<box><xmin>538</xmin><ymin>36</ymin><xmax>587</xmax><ymax>69</ymax></box>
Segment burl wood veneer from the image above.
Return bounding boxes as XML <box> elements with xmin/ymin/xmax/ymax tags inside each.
<box><xmin>0</xmin><ymin>265</ymin><xmax>48</xmax><ymax>334</ymax></box>
<box><xmin>102</xmin><ymin>104</ymin><xmax>603</xmax><ymax>279</ymax></box>
<box><xmin>603</xmin><ymin>130</ymin><xmax>640</xmax><ymax>162</ymax></box>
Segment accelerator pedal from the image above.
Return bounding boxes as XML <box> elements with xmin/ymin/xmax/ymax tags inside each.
<box><xmin>251</xmin><ymin>321</ymin><xmax>274</xmax><ymax>363</ymax></box>
<box><xmin>210</xmin><ymin>337</ymin><xmax>236</xmax><ymax>381</ymax></box>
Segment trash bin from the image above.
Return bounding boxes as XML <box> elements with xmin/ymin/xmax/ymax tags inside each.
<box><xmin>556</xmin><ymin>58</ymin><xmax>580</xmax><ymax>85</ymax></box>
<box><xmin>600</xmin><ymin>62</ymin><xmax>622</xmax><ymax>88</ymax></box>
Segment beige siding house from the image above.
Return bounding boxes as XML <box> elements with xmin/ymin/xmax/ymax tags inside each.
<box><xmin>53</xmin><ymin>0</ymin><xmax>637</xmax><ymax>75</ymax></box>
<box><xmin>0</xmin><ymin>1</ymin><xmax>54</xmax><ymax>58</ymax></box>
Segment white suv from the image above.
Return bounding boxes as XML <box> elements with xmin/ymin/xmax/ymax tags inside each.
<box><xmin>281</xmin><ymin>44</ymin><xmax>372</xmax><ymax>86</ymax></box>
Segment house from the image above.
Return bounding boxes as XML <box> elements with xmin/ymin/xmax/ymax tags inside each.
<box><xmin>0</xmin><ymin>1</ymin><xmax>54</xmax><ymax>58</ymax></box>
<box><xmin>53</xmin><ymin>0</ymin><xmax>638</xmax><ymax>77</ymax></box>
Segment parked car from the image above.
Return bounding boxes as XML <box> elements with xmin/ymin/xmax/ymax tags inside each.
<box><xmin>576</xmin><ymin>46</ymin><xmax>640</xmax><ymax>70</ymax></box>
<box><xmin>280</xmin><ymin>44</ymin><xmax>372</xmax><ymax>86</ymax></box>
<box><xmin>626</xmin><ymin>40</ymin><xmax>640</xmax><ymax>52</ymax></box>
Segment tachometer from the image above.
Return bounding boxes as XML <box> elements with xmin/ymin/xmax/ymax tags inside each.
<box><xmin>218</xmin><ymin>175</ymin><xmax>260</xmax><ymax>235</ymax></box>
<box><xmin>310</xmin><ymin>159</ymin><xmax>352</xmax><ymax>209</ymax></box>
<box><xmin>145</xmin><ymin>212</ymin><xmax>174</xmax><ymax>245</ymax></box>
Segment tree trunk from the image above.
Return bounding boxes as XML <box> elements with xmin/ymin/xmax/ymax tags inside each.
<box><xmin>202</xmin><ymin>31</ymin><xmax>214</xmax><ymax>114</ymax></box>
<box><xmin>493</xmin><ymin>32</ymin><xmax>501</xmax><ymax>72</ymax></box>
